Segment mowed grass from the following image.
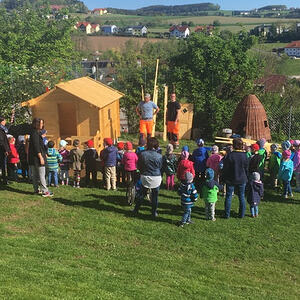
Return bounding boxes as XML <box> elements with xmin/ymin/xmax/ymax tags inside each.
<box><xmin>0</xmin><ymin>177</ymin><xmax>299</xmax><ymax>299</ymax></box>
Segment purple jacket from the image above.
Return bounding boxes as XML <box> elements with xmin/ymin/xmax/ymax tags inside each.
<box><xmin>102</xmin><ymin>146</ymin><xmax>118</xmax><ymax>167</ymax></box>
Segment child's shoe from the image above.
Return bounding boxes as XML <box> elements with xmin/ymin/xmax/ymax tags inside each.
<box><xmin>283</xmin><ymin>194</ymin><xmax>288</xmax><ymax>199</ymax></box>
<box><xmin>186</xmin><ymin>220</ymin><xmax>194</xmax><ymax>225</ymax></box>
<box><xmin>212</xmin><ymin>218</ymin><xmax>216</xmax><ymax>221</ymax></box>
<box><xmin>289</xmin><ymin>193</ymin><xmax>293</xmax><ymax>198</ymax></box>
<box><xmin>61</xmin><ymin>181</ymin><xmax>65</xmax><ymax>185</ymax></box>
<box><xmin>177</xmin><ymin>221</ymin><xmax>185</xmax><ymax>227</ymax></box>
<box><xmin>42</xmin><ymin>191</ymin><xmax>53</xmax><ymax>197</ymax></box>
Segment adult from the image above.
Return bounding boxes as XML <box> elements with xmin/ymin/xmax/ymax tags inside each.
<box><xmin>222</xmin><ymin>138</ymin><xmax>249</xmax><ymax>218</ymax></box>
<box><xmin>136</xmin><ymin>93</ymin><xmax>159</xmax><ymax>145</ymax></box>
<box><xmin>166</xmin><ymin>93</ymin><xmax>181</xmax><ymax>148</ymax></box>
<box><xmin>28</xmin><ymin>118</ymin><xmax>52</xmax><ymax>197</ymax></box>
<box><xmin>0</xmin><ymin>116</ymin><xmax>10</xmax><ymax>186</ymax></box>
<box><xmin>133</xmin><ymin>137</ymin><xmax>162</xmax><ymax>217</ymax></box>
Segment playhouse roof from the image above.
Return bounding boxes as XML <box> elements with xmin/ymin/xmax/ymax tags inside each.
<box><xmin>230</xmin><ymin>94</ymin><xmax>271</xmax><ymax>141</ymax></box>
<box><xmin>22</xmin><ymin>77</ymin><xmax>124</xmax><ymax>108</ymax></box>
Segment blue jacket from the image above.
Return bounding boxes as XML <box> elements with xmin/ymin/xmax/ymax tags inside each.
<box><xmin>192</xmin><ymin>147</ymin><xmax>209</xmax><ymax>172</ymax></box>
<box><xmin>247</xmin><ymin>180</ymin><xmax>264</xmax><ymax>206</ymax></box>
<box><xmin>102</xmin><ymin>146</ymin><xmax>118</xmax><ymax>167</ymax></box>
<box><xmin>138</xmin><ymin>150</ymin><xmax>162</xmax><ymax>176</ymax></box>
<box><xmin>222</xmin><ymin>151</ymin><xmax>249</xmax><ymax>185</ymax></box>
<box><xmin>178</xmin><ymin>182</ymin><xmax>198</xmax><ymax>208</ymax></box>
<box><xmin>278</xmin><ymin>159</ymin><xmax>294</xmax><ymax>181</ymax></box>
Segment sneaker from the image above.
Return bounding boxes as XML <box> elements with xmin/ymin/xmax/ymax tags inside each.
<box><xmin>76</xmin><ymin>185</ymin><xmax>81</xmax><ymax>189</ymax></box>
<box><xmin>42</xmin><ymin>191</ymin><xmax>53</xmax><ymax>197</ymax></box>
<box><xmin>177</xmin><ymin>222</ymin><xmax>185</xmax><ymax>228</ymax></box>
<box><xmin>283</xmin><ymin>195</ymin><xmax>288</xmax><ymax>199</ymax></box>
<box><xmin>212</xmin><ymin>218</ymin><xmax>216</xmax><ymax>222</ymax></box>
<box><xmin>186</xmin><ymin>220</ymin><xmax>194</xmax><ymax>224</ymax></box>
<box><xmin>289</xmin><ymin>193</ymin><xmax>293</xmax><ymax>198</ymax></box>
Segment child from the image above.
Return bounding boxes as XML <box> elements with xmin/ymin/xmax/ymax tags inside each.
<box><xmin>278</xmin><ymin>150</ymin><xmax>294</xmax><ymax>199</ymax></box>
<box><xmin>292</xmin><ymin>140</ymin><xmax>300</xmax><ymax>192</ymax></box>
<box><xmin>122</xmin><ymin>141</ymin><xmax>138</xmax><ymax>204</ymax></box>
<box><xmin>249</xmin><ymin>143</ymin><xmax>261</xmax><ymax>175</ymax></box>
<box><xmin>177</xmin><ymin>148</ymin><xmax>195</xmax><ymax>182</ymax></box>
<box><xmin>16</xmin><ymin>136</ymin><xmax>29</xmax><ymax>180</ymax></box>
<box><xmin>41</xmin><ymin>129</ymin><xmax>48</xmax><ymax>147</ymax></box>
<box><xmin>162</xmin><ymin>144</ymin><xmax>177</xmax><ymax>190</ymax></box>
<box><xmin>245</xmin><ymin>143</ymin><xmax>252</xmax><ymax>159</ymax></box>
<box><xmin>202</xmin><ymin>168</ymin><xmax>222</xmax><ymax>221</ymax></box>
<box><xmin>102</xmin><ymin>138</ymin><xmax>118</xmax><ymax>191</ymax></box>
<box><xmin>247</xmin><ymin>172</ymin><xmax>264</xmax><ymax>218</ymax></box>
<box><xmin>178</xmin><ymin>172</ymin><xmax>198</xmax><ymax>227</ymax></box>
<box><xmin>7</xmin><ymin>136</ymin><xmax>20</xmax><ymax>181</ymax></box>
<box><xmin>46</xmin><ymin>141</ymin><xmax>62</xmax><ymax>187</ymax></box>
<box><xmin>81</xmin><ymin>139</ymin><xmax>98</xmax><ymax>187</ymax></box>
<box><xmin>192</xmin><ymin>139</ymin><xmax>210</xmax><ymax>190</ymax></box>
<box><xmin>116</xmin><ymin>142</ymin><xmax>125</xmax><ymax>186</ymax></box>
<box><xmin>257</xmin><ymin>138</ymin><xmax>268</xmax><ymax>179</ymax></box>
<box><xmin>268</xmin><ymin>144</ymin><xmax>281</xmax><ymax>188</ymax></box>
<box><xmin>59</xmin><ymin>140</ymin><xmax>70</xmax><ymax>185</ymax></box>
<box><xmin>135</xmin><ymin>139</ymin><xmax>146</xmax><ymax>157</ymax></box>
<box><xmin>206</xmin><ymin>145</ymin><xmax>222</xmax><ymax>182</ymax></box>
<box><xmin>69</xmin><ymin>139</ymin><xmax>84</xmax><ymax>188</ymax></box>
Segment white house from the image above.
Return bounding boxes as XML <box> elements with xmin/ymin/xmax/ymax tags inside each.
<box><xmin>169</xmin><ymin>25</ymin><xmax>190</xmax><ymax>38</ymax></box>
<box><xmin>285</xmin><ymin>41</ymin><xmax>300</xmax><ymax>57</ymax></box>
<box><xmin>124</xmin><ymin>25</ymin><xmax>147</xmax><ymax>36</ymax></box>
<box><xmin>101</xmin><ymin>25</ymin><xmax>118</xmax><ymax>35</ymax></box>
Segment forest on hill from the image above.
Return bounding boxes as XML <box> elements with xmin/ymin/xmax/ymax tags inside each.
<box><xmin>107</xmin><ymin>3</ymin><xmax>220</xmax><ymax>16</ymax></box>
<box><xmin>0</xmin><ymin>0</ymin><xmax>87</xmax><ymax>12</ymax></box>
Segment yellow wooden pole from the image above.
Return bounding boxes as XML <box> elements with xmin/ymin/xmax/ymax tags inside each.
<box><xmin>141</xmin><ymin>85</ymin><xmax>144</xmax><ymax>101</ymax></box>
<box><xmin>163</xmin><ymin>85</ymin><xmax>168</xmax><ymax>141</ymax></box>
<box><xmin>152</xmin><ymin>59</ymin><xmax>159</xmax><ymax>137</ymax></box>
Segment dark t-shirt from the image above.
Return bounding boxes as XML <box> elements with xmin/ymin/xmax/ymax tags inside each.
<box><xmin>167</xmin><ymin>101</ymin><xmax>181</xmax><ymax>122</ymax></box>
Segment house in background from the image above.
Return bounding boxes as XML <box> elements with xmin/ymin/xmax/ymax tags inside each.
<box><xmin>195</xmin><ymin>25</ymin><xmax>214</xmax><ymax>35</ymax></box>
<box><xmin>255</xmin><ymin>75</ymin><xmax>287</xmax><ymax>94</ymax></box>
<box><xmin>21</xmin><ymin>77</ymin><xmax>124</xmax><ymax>151</ymax></box>
<box><xmin>75</xmin><ymin>22</ymin><xmax>100</xmax><ymax>34</ymax></box>
<box><xmin>101</xmin><ymin>25</ymin><xmax>118</xmax><ymax>35</ymax></box>
<box><xmin>91</xmin><ymin>8</ymin><xmax>107</xmax><ymax>15</ymax></box>
<box><xmin>124</xmin><ymin>25</ymin><xmax>148</xmax><ymax>36</ymax></box>
<box><xmin>285</xmin><ymin>41</ymin><xmax>300</xmax><ymax>57</ymax></box>
<box><xmin>169</xmin><ymin>25</ymin><xmax>190</xmax><ymax>38</ymax></box>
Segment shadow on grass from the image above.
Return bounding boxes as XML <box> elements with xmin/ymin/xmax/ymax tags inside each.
<box><xmin>52</xmin><ymin>194</ymin><xmax>176</xmax><ymax>224</ymax></box>
<box><xmin>1</xmin><ymin>185</ymin><xmax>34</xmax><ymax>195</ymax></box>
<box><xmin>263</xmin><ymin>190</ymin><xmax>300</xmax><ymax>205</ymax></box>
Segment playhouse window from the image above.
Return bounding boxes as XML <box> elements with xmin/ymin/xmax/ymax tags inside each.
<box><xmin>264</xmin><ymin>121</ymin><xmax>268</xmax><ymax>128</ymax></box>
<box><xmin>108</xmin><ymin>109</ymin><xmax>111</xmax><ymax>119</ymax></box>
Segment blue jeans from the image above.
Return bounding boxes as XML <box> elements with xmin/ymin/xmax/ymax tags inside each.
<box><xmin>250</xmin><ymin>205</ymin><xmax>259</xmax><ymax>216</ymax></box>
<box><xmin>225</xmin><ymin>183</ymin><xmax>246</xmax><ymax>218</ymax></box>
<box><xmin>182</xmin><ymin>207</ymin><xmax>191</xmax><ymax>223</ymax></box>
<box><xmin>48</xmin><ymin>170</ymin><xmax>58</xmax><ymax>186</ymax></box>
<box><xmin>134</xmin><ymin>185</ymin><xmax>159</xmax><ymax>216</ymax></box>
<box><xmin>283</xmin><ymin>180</ymin><xmax>292</xmax><ymax>196</ymax></box>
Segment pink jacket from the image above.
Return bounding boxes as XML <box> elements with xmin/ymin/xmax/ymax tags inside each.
<box><xmin>293</xmin><ymin>150</ymin><xmax>300</xmax><ymax>173</ymax></box>
<box><xmin>8</xmin><ymin>144</ymin><xmax>20</xmax><ymax>164</ymax></box>
<box><xmin>177</xmin><ymin>159</ymin><xmax>195</xmax><ymax>181</ymax></box>
<box><xmin>122</xmin><ymin>151</ymin><xmax>138</xmax><ymax>171</ymax></box>
<box><xmin>206</xmin><ymin>154</ymin><xmax>222</xmax><ymax>173</ymax></box>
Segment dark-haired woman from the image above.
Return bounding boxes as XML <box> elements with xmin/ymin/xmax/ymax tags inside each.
<box><xmin>133</xmin><ymin>137</ymin><xmax>162</xmax><ymax>217</ymax></box>
<box><xmin>28</xmin><ymin>118</ymin><xmax>52</xmax><ymax>197</ymax></box>
<box><xmin>0</xmin><ymin>116</ymin><xmax>10</xmax><ymax>185</ymax></box>
<box><xmin>222</xmin><ymin>138</ymin><xmax>249</xmax><ymax>218</ymax></box>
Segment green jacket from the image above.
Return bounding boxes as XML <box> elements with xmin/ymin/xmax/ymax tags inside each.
<box><xmin>202</xmin><ymin>182</ymin><xmax>219</xmax><ymax>203</ymax></box>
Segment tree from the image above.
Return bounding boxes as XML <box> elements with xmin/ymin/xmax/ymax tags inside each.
<box><xmin>0</xmin><ymin>8</ymin><xmax>80</xmax><ymax>122</ymax></box>
<box><xmin>213</xmin><ymin>20</ymin><xmax>221</xmax><ymax>27</ymax></box>
<box><xmin>169</xmin><ymin>32</ymin><xmax>261</xmax><ymax>138</ymax></box>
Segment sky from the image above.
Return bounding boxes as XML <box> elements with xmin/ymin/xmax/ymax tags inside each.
<box><xmin>84</xmin><ymin>0</ymin><xmax>300</xmax><ymax>10</ymax></box>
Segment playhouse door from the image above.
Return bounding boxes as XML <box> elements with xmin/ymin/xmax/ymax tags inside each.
<box><xmin>58</xmin><ymin>103</ymin><xmax>77</xmax><ymax>137</ymax></box>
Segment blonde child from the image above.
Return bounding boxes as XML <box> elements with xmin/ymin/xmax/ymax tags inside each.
<box><xmin>206</xmin><ymin>145</ymin><xmax>222</xmax><ymax>182</ymax></box>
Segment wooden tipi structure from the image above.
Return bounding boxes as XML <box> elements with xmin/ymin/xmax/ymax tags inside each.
<box><xmin>231</xmin><ymin>94</ymin><xmax>271</xmax><ymax>141</ymax></box>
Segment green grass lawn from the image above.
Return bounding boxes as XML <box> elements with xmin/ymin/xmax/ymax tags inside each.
<box><xmin>0</xmin><ymin>176</ymin><xmax>299</xmax><ymax>298</ymax></box>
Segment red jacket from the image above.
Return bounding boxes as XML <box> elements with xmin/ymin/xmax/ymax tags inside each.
<box><xmin>177</xmin><ymin>159</ymin><xmax>195</xmax><ymax>181</ymax></box>
<box><xmin>8</xmin><ymin>144</ymin><xmax>20</xmax><ymax>164</ymax></box>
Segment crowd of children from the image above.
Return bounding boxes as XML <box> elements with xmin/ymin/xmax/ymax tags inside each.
<box><xmin>1</xmin><ymin>130</ymin><xmax>300</xmax><ymax>226</ymax></box>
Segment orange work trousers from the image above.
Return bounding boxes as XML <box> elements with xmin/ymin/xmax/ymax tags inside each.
<box><xmin>139</xmin><ymin>119</ymin><xmax>153</xmax><ymax>137</ymax></box>
<box><xmin>167</xmin><ymin>121</ymin><xmax>179</xmax><ymax>143</ymax></box>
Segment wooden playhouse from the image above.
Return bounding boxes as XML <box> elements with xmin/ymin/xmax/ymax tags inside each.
<box><xmin>21</xmin><ymin>77</ymin><xmax>124</xmax><ymax>150</ymax></box>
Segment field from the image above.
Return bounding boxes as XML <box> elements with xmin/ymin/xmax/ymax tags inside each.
<box><xmin>0</xmin><ymin>173</ymin><xmax>299</xmax><ymax>298</ymax></box>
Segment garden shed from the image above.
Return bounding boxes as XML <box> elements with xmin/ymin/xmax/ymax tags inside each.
<box><xmin>230</xmin><ymin>94</ymin><xmax>271</xmax><ymax>141</ymax></box>
<box><xmin>21</xmin><ymin>77</ymin><xmax>124</xmax><ymax>150</ymax></box>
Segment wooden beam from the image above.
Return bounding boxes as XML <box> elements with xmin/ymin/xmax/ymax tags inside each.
<box><xmin>163</xmin><ymin>85</ymin><xmax>168</xmax><ymax>141</ymax></box>
<box><xmin>152</xmin><ymin>59</ymin><xmax>159</xmax><ymax>137</ymax></box>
